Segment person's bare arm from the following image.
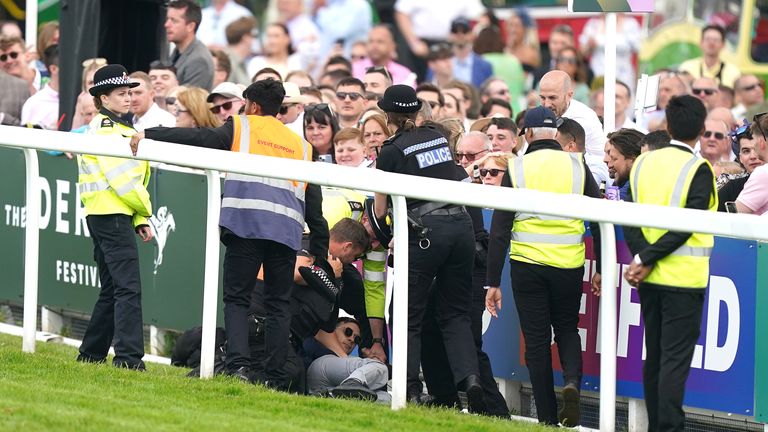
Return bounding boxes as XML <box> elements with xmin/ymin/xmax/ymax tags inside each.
<box><xmin>394</xmin><ymin>11</ymin><xmax>428</xmax><ymax>57</ymax></box>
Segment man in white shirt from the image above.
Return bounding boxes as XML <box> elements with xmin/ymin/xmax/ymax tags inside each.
<box><xmin>21</xmin><ymin>44</ymin><xmax>59</xmax><ymax>129</ymax></box>
<box><xmin>197</xmin><ymin>0</ymin><xmax>253</xmax><ymax>48</ymax></box>
<box><xmin>539</xmin><ymin>70</ymin><xmax>606</xmax><ymax>158</ymax></box>
<box><xmin>129</xmin><ymin>72</ymin><xmax>176</xmax><ymax>132</ymax></box>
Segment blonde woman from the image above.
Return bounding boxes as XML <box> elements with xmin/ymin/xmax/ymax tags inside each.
<box><xmin>478</xmin><ymin>152</ymin><xmax>515</xmax><ymax>187</ymax></box>
<box><xmin>174</xmin><ymin>87</ymin><xmax>221</xmax><ymax>128</ymax></box>
<box><xmin>359</xmin><ymin>112</ymin><xmax>392</xmax><ymax>160</ymax></box>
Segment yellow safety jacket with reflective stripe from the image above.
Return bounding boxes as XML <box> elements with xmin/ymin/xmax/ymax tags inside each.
<box><xmin>77</xmin><ymin>113</ymin><xmax>152</xmax><ymax>228</ymax></box>
<box><xmin>509</xmin><ymin>149</ymin><xmax>586</xmax><ymax>269</ymax></box>
<box><xmin>629</xmin><ymin>147</ymin><xmax>717</xmax><ymax>289</ymax></box>
<box><xmin>320</xmin><ymin>186</ymin><xmax>387</xmax><ymax>319</ymax></box>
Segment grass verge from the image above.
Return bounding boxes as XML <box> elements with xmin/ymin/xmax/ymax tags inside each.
<box><xmin>0</xmin><ymin>333</ymin><xmax>551</xmax><ymax>432</ymax></box>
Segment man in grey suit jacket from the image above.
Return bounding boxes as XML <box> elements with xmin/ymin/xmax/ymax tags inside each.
<box><xmin>165</xmin><ymin>0</ymin><xmax>215</xmax><ymax>90</ymax></box>
<box><xmin>0</xmin><ymin>69</ymin><xmax>31</xmax><ymax>125</ymax></box>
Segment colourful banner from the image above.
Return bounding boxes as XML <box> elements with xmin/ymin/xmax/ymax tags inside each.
<box><xmin>482</xmin><ymin>217</ymin><xmax>757</xmax><ymax>415</ymax></box>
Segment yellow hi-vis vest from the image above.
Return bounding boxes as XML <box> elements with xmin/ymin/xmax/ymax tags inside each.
<box><xmin>77</xmin><ymin>113</ymin><xmax>152</xmax><ymax>228</ymax></box>
<box><xmin>629</xmin><ymin>147</ymin><xmax>717</xmax><ymax>289</ymax></box>
<box><xmin>320</xmin><ymin>186</ymin><xmax>387</xmax><ymax>319</ymax></box>
<box><xmin>509</xmin><ymin>149</ymin><xmax>586</xmax><ymax>269</ymax></box>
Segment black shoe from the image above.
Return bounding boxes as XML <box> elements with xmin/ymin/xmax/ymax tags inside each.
<box><xmin>113</xmin><ymin>360</ymin><xmax>146</xmax><ymax>371</ymax></box>
<box><xmin>330</xmin><ymin>379</ymin><xmax>377</xmax><ymax>401</ymax></box>
<box><xmin>76</xmin><ymin>353</ymin><xmax>106</xmax><ymax>364</ymax></box>
<box><xmin>458</xmin><ymin>374</ymin><xmax>487</xmax><ymax>414</ymax></box>
<box><xmin>559</xmin><ymin>383</ymin><xmax>581</xmax><ymax>427</ymax></box>
<box><xmin>226</xmin><ymin>366</ymin><xmax>253</xmax><ymax>383</ymax></box>
<box><xmin>407</xmin><ymin>392</ymin><xmax>437</xmax><ymax>406</ymax></box>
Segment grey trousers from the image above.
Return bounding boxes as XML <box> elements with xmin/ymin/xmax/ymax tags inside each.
<box><xmin>307</xmin><ymin>355</ymin><xmax>391</xmax><ymax>403</ymax></box>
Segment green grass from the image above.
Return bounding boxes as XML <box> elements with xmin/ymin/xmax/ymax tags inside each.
<box><xmin>0</xmin><ymin>333</ymin><xmax>552</xmax><ymax>432</ymax></box>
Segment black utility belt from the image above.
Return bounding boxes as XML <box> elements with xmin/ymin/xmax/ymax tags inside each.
<box><xmin>409</xmin><ymin>202</ymin><xmax>466</xmax><ymax>218</ymax></box>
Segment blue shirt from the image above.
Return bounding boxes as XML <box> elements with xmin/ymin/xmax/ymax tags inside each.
<box><xmin>452</xmin><ymin>54</ymin><xmax>473</xmax><ymax>84</ymax></box>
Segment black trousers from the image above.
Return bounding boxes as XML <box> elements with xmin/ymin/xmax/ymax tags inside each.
<box><xmin>405</xmin><ymin>212</ymin><xmax>480</xmax><ymax>395</ymax></box>
<box><xmin>421</xmin><ymin>266</ymin><xmax>510</xmax><ymax>416</ymax></box>
<box><xmin>510</xmin><ymin>260</ymin><xmax>583</xmax><ymax>425</ymax></box>
<box><xmin>639</xmin><ymin>285</ymin><xmax>704</xmax><ymax>432</ymax></box>
<box><xmin>221</xmin><ymin>229</ymin><xmax>296</xmax><ymax>385</ymax></box>
<box><xmin>80</xmin><ymin>214</ymin><xmax>145</xmax><ymax>366</ymax></box>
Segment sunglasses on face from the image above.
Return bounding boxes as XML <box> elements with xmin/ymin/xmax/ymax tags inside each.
<box><xmin>0</xmin><ymin>51</ymin><xmax>19</xmax><ymax>62</ymax></box>
<box><xmin>366</xmin><ymin>66</ymin><xmax>392</xmax><ymax>82</ymax></box>
<box><xmin>703</xmin><ymin>131</ymin><xmax>725</xmax><ymax>140</ymax></box>
<box><xmin>739</xmin><ymin>82</ymin><xmax>764</xmax><ymax>92</ymax></box>
<box><xmin>343</xmin><ymin>327</ymin><xmax>361</xmax><ymax>345</ymax></box>
<box><xmin>480</xmin><ymin>168</ymin><xmax>503</xmax><ymax>177</ymax></box>
<box><xmin>165</xmin><ymin>97</ymin><xmax>176</xmax><ymax>106</ymax></box>
<box><xmin>556</xmin><ymin>56</ymin><xmax>578</xmax><ymax>65</ymax></box>
<box><xmin>336</xmin><ymin>91</ymin><xmax>363</xmax><ymax>101</ymax></box>
<box><xmin>279</xmin><ymin>103</ymin><xmax>297</xmax><ymax>115</ymax></box>
<box><xmin>455</xmin><ymin>149</ymin><xmax>488</xmax><ymax>163</ymax></box>
<box><xmin>210</xmin><ymin>100</ymin><xmax>237</xmax><ymax>114</ymax></box>
<box><xmin>692</xmin><ymin>87</ymin><xmax>716</xmax><ymax>96</ymax></box>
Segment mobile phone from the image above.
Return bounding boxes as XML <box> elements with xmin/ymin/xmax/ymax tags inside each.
<box><xmin>725</xmin><ymin>201</ymin><xmax>737</xmax><ymax>213</ymax></box>
<box><xmin>318</xmin><ymin>154</ymin><xmax>333</xmax><ymax>163</ymax></box>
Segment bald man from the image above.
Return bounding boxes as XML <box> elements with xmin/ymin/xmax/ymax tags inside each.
<box><xmin>352</xmin><ymin>25</ymin><xmax>417</xmax><ymax>88</ymax></box>
<box><xmin>539</xmin><ymin>70</ymin><xmax>607</xmax><ymax>158</ymax></box>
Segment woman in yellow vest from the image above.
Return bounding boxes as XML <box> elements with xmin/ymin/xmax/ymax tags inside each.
<box><xmin>76</xmin><ymin>64</ymin><xmax>153</xmax><ymax>370</ymax></box>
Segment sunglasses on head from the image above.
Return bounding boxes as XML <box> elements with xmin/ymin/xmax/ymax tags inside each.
<box><xmin>81</xmin><ymin>57</ymin><xmax>107</xmax><ymax>68</ymax></box>
<box><xmin>343</xmin><ymin>327</ymin><xmax>361</xmax><ymax>345</ymax></box>
<box><xmin>480</xmin><ymin>168</ymin><xmax>503</xmax><ymax>177</ymax></box>
<box><xmin>210</xmin><ymin>100</ymin><xmax>237</xmax><ymax>114</ymax></box>
<box><xmin>366</xmin><ymin>66</ymin><xmax>392</xmax><ymax>82</ymax></box>
<box><xmin>729</xmin><ymin>121</ymin><xmax>753</xmax><ymax>153</ymax></box>
<box><xmin>305</xmin><ymin>103</ymin><xmax>333</xmax><ymax>118</ymax></box>
<box><xmin>692</xmin><ymin>87</ymin><xmax>716</xmax><ymax>96</ymax></box>
<box><xmin>753</xmin><ymin>112</ymin><xmax>768</xmax><ymax>141</ymax></box>
<box><xmin>703</xmin><ymin>131</ymin><xmax>725</xmax><ymax>140</ymax></box>
<box><xmin>336</xmin><ymin>91</ymin><xmax>363</xmax><ymax>101</ymax></box>
<box><xmin>0</xmin><ymin>51</ymin><xmax>19</xmax><ymax>62</ymax></box>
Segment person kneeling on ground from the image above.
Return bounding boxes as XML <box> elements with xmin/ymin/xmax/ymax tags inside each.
<box><xmin>304</xmin><ymin>317</ymin><xmax>390</xmax><ymax>402</ymax></box>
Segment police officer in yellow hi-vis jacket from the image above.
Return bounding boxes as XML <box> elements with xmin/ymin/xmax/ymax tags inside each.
<box><xmin>485</xmin><ymin>106</ymin><xmax>601</xmax><ymax>427</ymax></box>
<box><xmin>624</xmin><ymin>95</ymin><xmax>717</xmax><ymax>432</ymax></box>
<box><xmin>77</xmin><ymin>64</ymin><xmax>154</xmax><ymax>370</ymax></box>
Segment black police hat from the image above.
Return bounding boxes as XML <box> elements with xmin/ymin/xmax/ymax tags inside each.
<box><xmin>88</xmin><ymin>64</ymin><xmax>139</xmax><ymax>96</ymax></box>
<box><xmin>377</xmin><ymin>84</ymin><xmax>422</xmax><ymax>114</ymax></box>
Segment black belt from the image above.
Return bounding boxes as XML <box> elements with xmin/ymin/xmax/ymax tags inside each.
<box><xmin>410</xmin><ymin>202</ymin><xmax>466</xmax><ymax>218</ymax></box>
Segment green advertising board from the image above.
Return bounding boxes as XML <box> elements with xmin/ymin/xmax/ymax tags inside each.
<box><xmin>0</xmin><ymin>147</ymin><xmax>224</xmax><ymax>331</ymax></box>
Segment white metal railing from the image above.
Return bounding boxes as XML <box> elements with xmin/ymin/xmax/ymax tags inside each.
<box><xmin>4</xmin><ymin>126</ymin><xmax>768</xmax><ymax>431</ymax></box>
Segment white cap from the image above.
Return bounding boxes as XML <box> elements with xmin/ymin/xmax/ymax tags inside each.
<box><xmin>283</xmin><ymin>82</ymin><xmax>310</xmax><ymax>105</ymax></box>
<box><xmin>207</xmin><ymin>82</ymin><xmax>243</xmax><ymax>102</ymax></box>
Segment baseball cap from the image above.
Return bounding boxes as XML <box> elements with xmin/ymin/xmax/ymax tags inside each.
<box><xmin>207</xmin><ymin>82</ymin><xmax>243</xmax><ymax>102</ymax></box>
<box><xmin>519</xmin><ymin>106</ymin><xmax>559</xmax><ymax>136</ymax></box>
<box><xmin>450</xmin><ymin>17</ymin><xmax>471</xmax><ymax>34</ymax></box>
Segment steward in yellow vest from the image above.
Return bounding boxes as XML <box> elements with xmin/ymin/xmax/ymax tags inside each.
<box><xmin>623</xmin><ymin>95</ymin><xmax>717</xmax><ymax>432</ymax></box>
<box><xmin>485</xmin><ymin>106</ymin><xmax>601</xmax><ymax>427</ymax></box>
<box><xmin>77</xmin><ymin>64</ymin><xmax>153</xmax><ymax>371</ymax></box>
<box><xmin>134</xmin><ymin>79</ymin><xmax>327</xmax><ymax>390</ymax></box>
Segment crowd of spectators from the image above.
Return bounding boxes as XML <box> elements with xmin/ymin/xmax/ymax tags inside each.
<box><xmin>2</xmin><ymin>0</ymin><xmax>768</xmax><ymax>420</ymax></box>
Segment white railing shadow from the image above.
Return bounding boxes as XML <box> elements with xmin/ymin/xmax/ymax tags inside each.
<box><xmin>4</xmin><ymin>126</ymin><xmax>768</xmax><ymax>430</ymax></box>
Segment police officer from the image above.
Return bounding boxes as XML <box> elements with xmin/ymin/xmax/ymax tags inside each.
<box><xmin>485</xmin><ymin>106</ymin><xmax>601</xmax><ymax>426</ymax></box>
<box><xmin>77</xmin><ymin>64</ymin><xmax>154</xmax><ymax>370</ymax></box>
<box><xmin>373</xmin><ymin>85</ymin><xmax>486</xmax><ymax>412</ymax></box>
<box><xmin>624</xmin><ymin>95</ymin><xmax>717</xmax><ymax>432</ymax></box>
<box><xmin>131</xmin><ymin>79</ymin><xmax>328</xmax><ymax>389</ymax></box>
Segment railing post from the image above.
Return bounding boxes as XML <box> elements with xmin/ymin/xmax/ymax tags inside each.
<box><xmin>199</xmin><ymin>169</ymin><xmax>222</xmax><ymax>378</ymax></box>
<box><xmin>599</xmin><ymin>222</ymin><xmax>618</xmax><ymax>431</ymax></box>
<box><xmin>22</xmin><ymin>148</ymin><xmax>40</xmax><ymax>353</ymax></box>
<box><xmin>390</xmin><ymin>194</ymin><xmax>409</xmax><ymax>410</ymax></box>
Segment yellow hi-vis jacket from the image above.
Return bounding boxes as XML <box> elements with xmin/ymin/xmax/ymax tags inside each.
<box><xmin>629</xmin><ymin>147</ymin><xmax>717</xmax><ymax>289</ymax></box>
<box><xmin>508</xmin><ymin>149</ymin><xmax>586</xmax><ymax>269</ymax></box>
<box><xmin>77</xmin><ymin>112</ymin><xmax>152</xmax><ymax>228</ymax></box>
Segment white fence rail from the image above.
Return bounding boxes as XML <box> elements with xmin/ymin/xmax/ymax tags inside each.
<box><xmin>3</xmin><ymin>126</ymin><xmax>768</xmax><ymax>431</ymax></box>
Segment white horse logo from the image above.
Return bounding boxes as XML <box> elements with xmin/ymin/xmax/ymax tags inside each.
<box><xmin>149</xmin><ymin>206</ymin><xmax>176</xmax><ymax>274</ymax></box>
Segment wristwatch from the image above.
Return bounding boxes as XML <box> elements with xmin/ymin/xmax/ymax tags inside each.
<box><xmin>372</xmin><ymin>338</ymin><xmax>384</xmax><ymax>346</ymax></box>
